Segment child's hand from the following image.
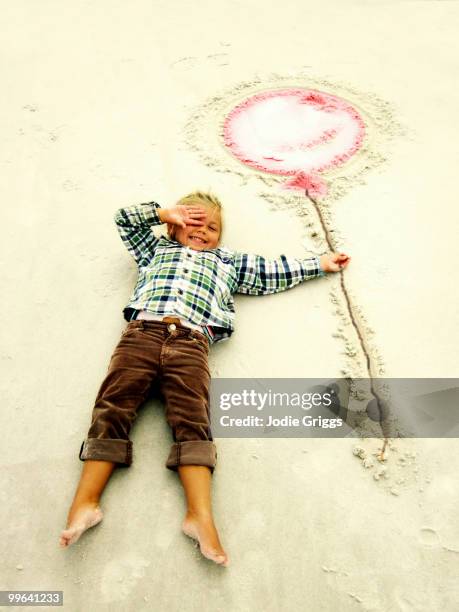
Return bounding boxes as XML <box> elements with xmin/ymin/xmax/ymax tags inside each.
<box><xmin>319</xmin><ymin>252</ymin><xmax>351</xmax><ymax>273</ymax></box>
<box><xmin>159</xmin><ymin>205</ymin><xmax>207</xmax><ymax>228</ymax></box>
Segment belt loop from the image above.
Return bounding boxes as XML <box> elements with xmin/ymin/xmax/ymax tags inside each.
<box><xmin>139</xmin><ymin>320</ymin><xmax>145</xmax><ymax>330</ymax></box>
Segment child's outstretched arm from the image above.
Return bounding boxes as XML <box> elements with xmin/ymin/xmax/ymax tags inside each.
<box><xmin>233</xmin><ymin>251</ymin><xmax>350</xmax><ymax>295</ymax></box>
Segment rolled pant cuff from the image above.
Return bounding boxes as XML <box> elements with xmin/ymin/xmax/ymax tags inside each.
<box><xmin>165</xmin><ymin>441</ymin><xmax>217</xmax><ymax>474</ymax></box>
<box><xmin>79</xmin><ymin>438</ymin><xmax>133</xmax><ymax>466</ymax></box>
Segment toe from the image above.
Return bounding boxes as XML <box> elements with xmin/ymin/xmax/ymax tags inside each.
<box><xmin>216</xmin><ymin>554</ymin><xmax>229</xmax><ymax>567</ymax></box>
<box><xmin>59</xmin><ymin>533</ymin><xmax>72</xmax><ymax>547</ymax></box>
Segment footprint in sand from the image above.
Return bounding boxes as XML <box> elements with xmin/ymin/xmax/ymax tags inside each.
<box><xmin>170</xmin><ymin>56</ymin><xmax>198</xmax><ymax>70</ymax></box>
<box><xmin>419</xmin><ymin>527</ymin><xmax>440</xmax><ymax>547</ymax></box>
<box><xmin>206</xmin><ymin>52</ymin><xmax>229</xmax><ymax>66</ymax></box>
<box><xmin>418</xmin><ymin>527</ymin><xmax>459</xmax><ymax>553</ymax></box>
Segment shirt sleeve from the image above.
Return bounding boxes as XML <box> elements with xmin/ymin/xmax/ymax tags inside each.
<box><xmin>113</xmin><ymin>201</ymin><xmax>163</xmax><ymax>265</ymax></box>
<box><xmin>232</xmin><ymin>252</ymin><xmax>326</xmax><ymax>295</ymax></box>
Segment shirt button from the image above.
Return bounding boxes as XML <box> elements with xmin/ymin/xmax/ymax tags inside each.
<box><xmin>187</xmin><ymin>253</ymin><xmax>192</xmax><ymax>258</ymax></box>
<box><xmin>178</xmin><ymin>289</ymin><xmax>183</xmax><ymax>295</ymax></box>
<box><xmin>168</xmin><ymin>323</ymin><xmax>177</xmax><ymax>331</ymax></box>
<box><xmin>184</xmin><ymin>268</ymin><xmax>189</xmax><ymax>274</ymax></box>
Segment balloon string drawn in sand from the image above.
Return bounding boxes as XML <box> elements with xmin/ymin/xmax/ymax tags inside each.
<box><xmin>300</xmin><ymin>173</ymin><xmax>389</xmax><ymax>459</ymax></box>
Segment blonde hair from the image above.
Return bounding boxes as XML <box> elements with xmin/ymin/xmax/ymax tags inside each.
<box><xmin>177</xmin><ymin>190</ymin><xmax>222</xmax><ymax>211</ymax></box>
<box><xmin>168</xmin><ymin>190</ymin><xmax>223</xmax><ymax>240</ymax></box>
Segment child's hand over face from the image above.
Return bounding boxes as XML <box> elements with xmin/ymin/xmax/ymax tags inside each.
<box><xmin>159</xmin><ymin>205</ymin><xmax>207</xmax><ymax>229</ymax></box>
<box><xmin>319</xmin><ymin>252</ymin><xmax>351</xmax><ymax>273</ymax></box>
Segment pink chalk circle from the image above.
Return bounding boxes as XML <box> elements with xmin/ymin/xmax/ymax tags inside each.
<box><xmin>223</xmin><ymin>88</ymin><xmax>365</xmax><ymax>197</ymax></box>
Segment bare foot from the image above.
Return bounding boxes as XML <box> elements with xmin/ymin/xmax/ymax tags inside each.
<box><xmin>59</xmin><ymin>501</ymin><xmax>103</xmax><ymax>548</ymax></box>
<box><xmin>182</xmin><ymin>512</ymin><xmax>229</xmax><ymax>567</ymax></box>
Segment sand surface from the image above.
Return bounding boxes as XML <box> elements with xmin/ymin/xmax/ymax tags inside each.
<box><xmin>1</xmin><ymin>1</ymin><xmax>458</xmax><ymax>610</ymax></box>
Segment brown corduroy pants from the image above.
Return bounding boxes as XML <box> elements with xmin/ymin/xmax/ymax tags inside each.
<box><xmin>78</xmin><ymin>319</ymin><xmax>217</xmax><ymax>473</ymax></box>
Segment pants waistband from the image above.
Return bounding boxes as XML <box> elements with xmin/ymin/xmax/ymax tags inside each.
<box><xmin>127</xmin><ymin>319</ymin><xmax>209</xmax><ymax>346</ymax></box>
<box><xmin>136</xmin><ymin>311</ymin><xmax>205</xmax><ymax>333</ymax></box>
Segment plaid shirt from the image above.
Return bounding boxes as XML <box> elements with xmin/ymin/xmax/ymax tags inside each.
<box><xmin>115</xmin><ymin>201</ymin><xmax>326</xmax><ymax>345</ymax></box>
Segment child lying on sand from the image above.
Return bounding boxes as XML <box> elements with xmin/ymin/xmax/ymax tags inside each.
<box><xmin>59</xmin><ymin>191</ymin><xmax>350</xmax><ymax>566</ymax></box>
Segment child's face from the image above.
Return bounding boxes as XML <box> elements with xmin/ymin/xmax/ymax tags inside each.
<box><xmin>170</xmin><ymin>205</ymin><xmax>222</xmax><ymax>251</ymax></box>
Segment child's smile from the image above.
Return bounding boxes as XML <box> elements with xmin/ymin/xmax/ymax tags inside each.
<box><xmin>174</xmin><ymin>206</ymin><xmax>222</xmax><ymax>251</ymax></box>
<box><xmin>189</xmin><ymin>234</ymin><xmax>207</xmax><ymax>246</ymax></box>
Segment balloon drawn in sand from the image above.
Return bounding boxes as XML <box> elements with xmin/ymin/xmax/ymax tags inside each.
<box><xmin>184</xmin><ymin>76</ymin><xmax>403</xmax><ymax>460</ymax></box>
<box><xmin>222</xmin><ymin>88</ymin><xmax>365</xmax><ymax>199</ymax></box>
